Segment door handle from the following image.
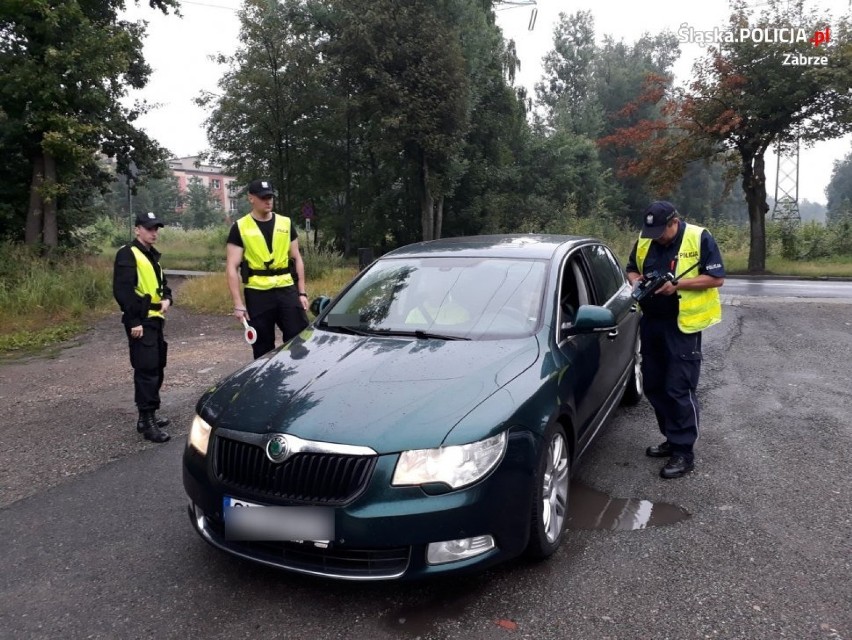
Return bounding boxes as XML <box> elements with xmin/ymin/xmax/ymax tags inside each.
<box><xmin>607</xmin><ymin>329</ymin><xmax>619</xmax><ymax>339</ymax></box>
<box><xmin>630</xmin><ymin>305</ymin><xmax>638</xmax><ymax>313</ymax></box>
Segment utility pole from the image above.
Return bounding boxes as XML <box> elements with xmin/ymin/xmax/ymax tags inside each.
<box><xmin>494</xmin><ymin>0</ymin><xmax>537</xmax><ymax>30</ymax></box>
<box><xmin>127</xmin><ymin>160</ymin><xmax>139</xmax><ymax>240</ymax></box>
<box><xmin>772</xmin><ymin>138</ymin><xmax>801</xmax><ymax>225</ymax></box>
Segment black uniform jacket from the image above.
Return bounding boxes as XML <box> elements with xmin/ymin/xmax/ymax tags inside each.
<box><xmin>113</xmin><ymin>240</ymin><xmax>173</xmax><ymax>329</ymax></box>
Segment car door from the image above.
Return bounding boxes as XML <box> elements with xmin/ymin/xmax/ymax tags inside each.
<box><xmin>579</xmin><ymin>243</ymin><xmax>636</xmax><ymax>405</ymax></box>
<box><xmin>554</xmin><ymin>250</ymin><xmax>608</xmax><ymax>441</ymax></box>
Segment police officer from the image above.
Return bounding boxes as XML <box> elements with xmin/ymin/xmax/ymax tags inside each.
<box><xmin>626</xmin><ymin>201</ymin><xmax>725</xmax><ymax>479</ymax></box>
<box><xmin>226</xmin><ymin>179</ymin><xmax>309</xmax><ymax>359</ymax></box>
<box><xmin>113</xmin><ymin>212</ymin><xmax>172</xmax><ymax>443</ymax></box>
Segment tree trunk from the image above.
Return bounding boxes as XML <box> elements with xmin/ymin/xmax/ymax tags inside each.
<box><xmin>420</xmin><ymin>153</ymin><xmax>434</xmax><ymax>241</ymax></box>
<box><xmin>434</xmin><ymin>195</ymin><xmax>444</xmax><ymax>240</ymax></box>
<box><xmin>25</xmin><ymin>155</ymin><xmax>45</xmax><ymax>246</ymax></box>
<box><xmin>43</xmin><ymin>152</ymin><xmax>58</xmax><ymax>248</ymax></box>
<box><xmin>740</xmin><ymin>149</ymin><xmax>768</xmax><ymax>273</ymax></box>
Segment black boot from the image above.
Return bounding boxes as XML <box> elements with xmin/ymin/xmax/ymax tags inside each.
<box><xmin>154</xmin><ymin>413</ymin><xmax>170</xmax><ymax>428</ymax></box>
<box><xmin>136</xmin><ymin>410</ymin><xmax>170</xmax><ymax>443</ymax></box>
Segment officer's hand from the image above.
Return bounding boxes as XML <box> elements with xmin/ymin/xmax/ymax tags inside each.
<box><xmin>130</xmin><ymin>324</ymin><xmax>143</xmax><ymax>339</ymax></box>
<box><xmin>234</xmin><ymin>307</ymin><xmax>249</xmax><ymax>322</ymax></box>
<box><xmin>657</xmin><ymin>281</ymin><xmax>678</xmax><ymax>296</ymax></box>
<box><xmin>161</xmin><ymin>299</ymin><xmax>171</xmax><ymax>313</ymax></box>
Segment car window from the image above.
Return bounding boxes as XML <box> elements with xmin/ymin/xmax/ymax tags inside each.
<box><xmin>557</xmin><ymin>253</ymin><xmax>591</xmax><ymax>330</ymax></box>
<box><xmin>581</xmin><ymin>244</ymin><xmax>625</xmax><ymax>304</ymax></box>
<box><xmin>322</xmin><ymin>257</ymin><xmax>547</xmax><ymax>339</ymax></box>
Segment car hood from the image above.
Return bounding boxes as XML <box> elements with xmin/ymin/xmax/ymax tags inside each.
<box><xmin>199</xmin><ymin>328</ymin><xmax>539</xmax><ymax>453</ymax></box>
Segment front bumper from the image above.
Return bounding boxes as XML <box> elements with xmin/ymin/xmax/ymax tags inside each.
<box><xmin>183</xmin><ymin>429</ymin><xmax>538</xmax><ymax>580</ymax></box>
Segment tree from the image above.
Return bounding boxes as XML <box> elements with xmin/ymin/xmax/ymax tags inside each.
<box><xmin>535</xmin><ymin>11</ymin><xmax>602</xmax><ymax>137</ymax></box>
<box><xmin>100</xmin><ymin>173</ymin><xmax>182</xmax><ymax>225</ymax></box>
<box><xmin>600</xmin><ymin>1</ymin><xmax>852</xmax><ymax>272</ymax></box>
<box><xmin>199</xmin><ymin>0</ymin><xmax>331</xmax><ymax>219</ymax></box>
<box><xmin>184</xmin><ymin>177</ymin><xmax>225</xmax><ymax>229</ymax></box>
<box><xmin>826</xmin><ymin>148</ymin><xmax>852</xmax><ymax>222</ymax></box>
<box><xmin>322</xmin><ymin>0</ymin><xmax>470</xmax><ymax>241</ymax></box>
<box><xmin>595</xmin><ymin>32</ymin><xmax>681</xmax><ymax>218</ymax></box>
<box><xmin>0</xmin><ymin>0</ymin><xmax>176</xmax><ymax>248</ymax></box>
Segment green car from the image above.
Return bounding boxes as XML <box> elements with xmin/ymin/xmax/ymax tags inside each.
<box><xmin>183</xmin><ymin>235</ymin><xmax>643</xmax><ymax>580</ymax></box>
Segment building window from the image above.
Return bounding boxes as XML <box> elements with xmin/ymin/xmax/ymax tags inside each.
<box><xmin>229</xmin><ymin>200</ymin><xmax>237</xmax><ymax>212</ymax></box>
<box><xmin>212</xmin><ymin>179</ymin><xmax>220</xmax><ymax>189</ymax></box>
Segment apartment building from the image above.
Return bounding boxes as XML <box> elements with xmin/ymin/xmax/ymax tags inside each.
<box><xmin>168</xmin><ymin>156</ymin><xmax>240</xmax><ymax>216</ymax></box>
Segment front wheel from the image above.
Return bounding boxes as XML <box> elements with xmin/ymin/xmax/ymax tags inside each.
<box><xmin>621</xmin><ymin>331</ymin><xmax>643</xmax><ymax>406</ymax></box>
<box><xmin>526</xmin><ymin>423</ymin><xmax>570</xmax><ymax>560</ymax></box>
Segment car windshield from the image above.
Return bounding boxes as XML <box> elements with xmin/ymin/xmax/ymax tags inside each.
<box><xmin>321</xmin><ymin>257</ymin><xmax>547</xmax><ymax>340</ymax></box>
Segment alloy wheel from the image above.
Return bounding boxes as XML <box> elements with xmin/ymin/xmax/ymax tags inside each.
<box><xmin>541</xmin><ymin>432</ymin><xmax>569</xmax><ymax>543</ymax></box>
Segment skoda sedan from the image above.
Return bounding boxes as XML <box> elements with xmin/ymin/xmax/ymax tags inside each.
<box><xmin>183</xmin><ymin>235</ymin><xmax>642</xmax><ymax>580</ymax></box>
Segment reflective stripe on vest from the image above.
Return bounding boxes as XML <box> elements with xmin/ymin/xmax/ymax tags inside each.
<box><xmin>635</xmin><ymin>223</ymin><xmax>721</xmax><ymax>334</ymax></box>
<box><xmin>237</xmin><ymin>213</ymin><xmax>295</xmax><ymax>290</ymax></box>
<box><xmin>130</xmin><ymin>245</ymin><xmax>165</xmax><ymax>320</ymax></box>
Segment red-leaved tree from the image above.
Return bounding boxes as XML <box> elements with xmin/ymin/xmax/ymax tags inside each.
<box><xmin>600</xmin><ymin>0</ymin><xmax>852</xmax><ymax>272</ymax></box>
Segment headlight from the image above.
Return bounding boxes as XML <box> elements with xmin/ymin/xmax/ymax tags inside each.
<box><xmin>392</xmin><ymin>432</ymin><xmax>507</xmax><ymax>489</ymax></box>
<box><xmin>188</xmin><ymin>414</ymin><xmax>212</xmax><ymax>456</ymax></box>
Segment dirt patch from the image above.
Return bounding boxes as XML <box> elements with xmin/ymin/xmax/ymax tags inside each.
<box><xmin>0</xmin><ymin>287</ymin><xmax>254</xmax><ymax>508</ymax></box>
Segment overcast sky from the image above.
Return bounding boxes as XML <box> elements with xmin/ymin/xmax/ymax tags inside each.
<box><xmin>123</xmin><ymin>0</ymin><xmax>852</xmax><ymax>205</ymax></box>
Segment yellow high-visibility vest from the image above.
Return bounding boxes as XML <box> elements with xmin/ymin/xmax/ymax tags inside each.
<box><xmin>636</xmin><ymin>223</ymin><xmax>721</xmax><ymax>334</ymax></box>
<box><xmin>130</xmin><ymin>245</ymin><xmax>165</xmax><ymax>320</ymax></box>
<box><xmin>237</xmin><ymin>213</ymin><xmax>295</xmax><ymax>290</ymax></box>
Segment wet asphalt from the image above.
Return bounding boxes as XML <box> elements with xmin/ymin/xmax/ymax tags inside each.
<box><xmin>1</xmin><ymin>293</ymin><xmax>850</xmax><ymax>640</ymax></box>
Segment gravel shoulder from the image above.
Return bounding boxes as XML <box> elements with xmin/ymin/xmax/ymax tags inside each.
<box><xmin>0</xmin><ymin>285</ymin><xmax>252</xmax><ymax>508</ymax></box>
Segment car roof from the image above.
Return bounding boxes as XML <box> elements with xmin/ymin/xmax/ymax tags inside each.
<box><xmin>379</xmin><ymin>234</ymin><xmax>599</xmax><ymax>261</ymax></box>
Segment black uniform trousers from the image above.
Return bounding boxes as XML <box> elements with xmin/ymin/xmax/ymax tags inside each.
<box><xmin>126</xmin><ymin>317</ymin><xmax>167</xmax><ymax>411</ymax></box>
<box><xmin>245</xmin><ymin>286</ymin><xmax>309</xmax><ymax>359</ymax></box>
<box><xmin>639</xmin><ymin>314</ymin><xmax>702</xmax><ymax>462</ymax></box>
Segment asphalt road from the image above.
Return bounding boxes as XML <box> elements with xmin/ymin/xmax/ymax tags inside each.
<box><xmin>723</xmin><ymin>277</ymin><xmax>852</xmax><ymax>299</ymax></box>
<box><xmin>1</xmin><ymin>288</ymin><xmax>850</xmax><ymax>640</ymax></box>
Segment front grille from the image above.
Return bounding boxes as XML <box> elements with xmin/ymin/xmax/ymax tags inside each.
<box><xmin>202</xmin><ymin>514</ymin><xmax>410</xmax><ymax>579</ymax></box>
<box><xmin>213</xmin><ymin>435</ymin><xmax>377</xmax><ymax>506</ymax></box>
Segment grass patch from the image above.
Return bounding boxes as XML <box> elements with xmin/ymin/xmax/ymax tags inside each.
<box><xmin>725</xmin><ymin>252</ymin><xmax>852</xmax><ymax>277</ymax></box>
<box><xmin>0</xmin><ymin>243</ymin><xmax>116</xmax><ymax>357</ymax></box>
<box><xmin>0</xmin><ymin>320</ymin><xmax>88</xmax><ymax>357</ymax></box>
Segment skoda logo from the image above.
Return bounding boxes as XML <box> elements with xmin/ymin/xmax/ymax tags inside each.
<box><xmin>266</xmin><ymin>434</ymin><xmax>290</xmax><ymax>463</ymax></box>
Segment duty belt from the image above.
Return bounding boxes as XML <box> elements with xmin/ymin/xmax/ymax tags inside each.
<box><xmin>247</xmin><ymin>267</ymin><xmax>289</xmax><ymax>276</ymax></box>
<box><xmin>149</xmin><ymin>302</ymin><xmax>163</xmax><ymax>310</ymax></box>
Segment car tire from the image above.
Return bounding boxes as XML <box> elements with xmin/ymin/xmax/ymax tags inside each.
<box><xmin>526</xmin><ymin>423</ymin><xmax>570</xmax><ymax>560</ymax></box>
<box><xmin>621</xmin><ymin>331</ymin><xmax>643</xmax><ymax>406</ymax></box>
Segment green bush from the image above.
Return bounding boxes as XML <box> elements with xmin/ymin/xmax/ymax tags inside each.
<box><xmin>301</xmin><ymin>241</ymin><xmax>345</xmax><ymax>280</ymax></box>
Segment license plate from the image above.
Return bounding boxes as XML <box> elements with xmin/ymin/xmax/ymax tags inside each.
<box><xmin>223</xmin><ymin>496</ymin><xmax>334</xmax><ymax>542</ymax></box>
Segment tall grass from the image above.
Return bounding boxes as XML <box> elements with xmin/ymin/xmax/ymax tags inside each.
<box><xmin>0</xmin><ymin>243</ymin><xmax>115</xmax><ymax>353</ymax></box>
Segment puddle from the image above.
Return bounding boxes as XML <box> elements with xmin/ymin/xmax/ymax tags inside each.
<box><xmin>568</xmin><ymin>481</ymin><xmax>690</xmax><ymax>530</ymax></box>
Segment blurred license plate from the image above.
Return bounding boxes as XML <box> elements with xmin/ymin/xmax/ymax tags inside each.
<box><xmin>223</xmin><ymin>496</ymin><xmax>334</xmax><ymax>542</ymax></box>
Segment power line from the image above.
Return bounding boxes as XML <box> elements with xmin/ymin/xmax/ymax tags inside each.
<box><xmin>180</xmin><ymin>0</ymin><xmax>238</xmax><ymax>11</ymax></box>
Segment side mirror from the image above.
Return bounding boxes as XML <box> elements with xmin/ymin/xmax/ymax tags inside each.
<box><xmin>561</xmin><ymin>304</ymin><xmax>617</xmax><ymax>335</ymax></box>
<box><xmin>309</xmin><ymin>296</ymin><xmax>331</xmax><ymax>317</ymax></box>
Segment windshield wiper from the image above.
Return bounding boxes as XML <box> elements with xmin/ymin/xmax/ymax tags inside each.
<box><xmin>322</xmin><ymin>324</ymin><xmax>372</xmax><ymax>336</ymax></box>
<box><xmin>367</xmin><ymin>328</ymin><xmax>470</xmax><ymax>341</ymax></box>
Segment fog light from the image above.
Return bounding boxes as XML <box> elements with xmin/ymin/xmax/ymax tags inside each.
<box><xmin>426</xmin><ymin>535</ymin><xmax>496</xmax><ymax>565</ymax></box>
